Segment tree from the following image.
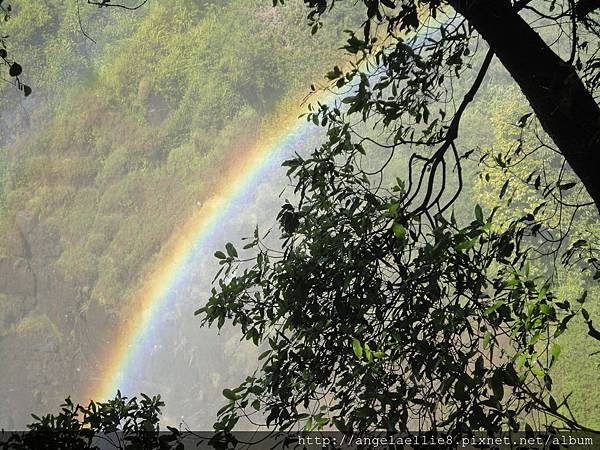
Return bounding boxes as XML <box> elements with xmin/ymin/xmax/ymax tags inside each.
<box><xmin>199</xmin><ymin>0</ymin><xmax>600</xmax><ymax>435</ymax></box>
<box><xmin>450</xmin><ymin>0</ymin><xmax>600</xmax><ymax>213</ymax></box>
<box><xmin>290</xmin><ymin>0</ymin><xmax>600</xmax><ymax>212</ymax></box>
<box><xmin>2</xmin><ymin>0</ymin><xmax>599</xmax><ymax>437</ymax></box>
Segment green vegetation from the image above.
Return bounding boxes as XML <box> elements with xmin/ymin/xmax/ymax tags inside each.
<box><xmin>0</xmin><ymin>0</ymin><xmax>598</xmax><ymax>438</ymax></box>
<box><xmin>0</xmin><ymin>0</ymin><xmax>354</xmax><ymax>312</ymax></box>
<box><xmin>200</xmin><ymin>0</ymin><xmax>600</xmax><ymax>434</ymax></box>
<box><xmin>0</xmin><ymin>0</ymin><xmax>358</xmax><ymax>428</ymax></box>
<box><xmin>1</xmin><ymin>393</ymin><xmax>174</xmax><ymax>449</ymax></box>
<box><xmin>472</xmin><ymin>87</ymin><xmax>600</xmax><ymax>426</ymax></box>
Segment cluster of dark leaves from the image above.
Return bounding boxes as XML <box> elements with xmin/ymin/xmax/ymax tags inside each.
<box><xmin>310</xmin><ymin>5</ymin><xmax>474</xmax><ymax>150</ymax></box>
<box><xmin>198</xmin><ymin>1</ymin><xmax>600</xmax><ymax>435</ymax></box>
<box><xmin>0</xmin><ymin>393</ymin><xmax>186</xmax><ymax>450</ymax></box>
<box><xmin>199</xmin><ymin>111</ymin><xmax>597</xmax><ymax>433</ymax></box>
<box><xmin>278</xmin><ymin>0</ymin><xmax>600</xmax><ymax>151</ymax></box>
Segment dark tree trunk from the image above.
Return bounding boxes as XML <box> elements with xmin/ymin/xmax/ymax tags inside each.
<box><xmin>575</xmin><ymin>0</ymin><xmax>600</xmax><ymax>20</ymax></box>
<box><xmin>450</xmin><ymin>0</ymin><xmax>600</xmax><ymax>212</ymax></box>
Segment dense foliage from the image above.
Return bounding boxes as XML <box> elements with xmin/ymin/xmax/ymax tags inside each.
<box><xmin>199</xmin><ymin>0</ymin><xmax>600</xmax><ymax>434</ymax></box>
<box><xmin>200</xmin><ymin>114</ymin><xmax>598</xmax><ymax>433</ymax></box>
<box><xmin>0</xmin><ymin>393</ymin><xmax>182</xmax><ymax>449</ymax></box>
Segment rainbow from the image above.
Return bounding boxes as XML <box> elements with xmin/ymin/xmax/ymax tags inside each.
<box><xmin>87</xmin><ymin>91</ymin><xmax>335</xmax><ymax>402</ymax></box>
<box><xmin>86</xmin><ymin>17</ymin><xmax>437</xmax><ymax>403</ymax></box>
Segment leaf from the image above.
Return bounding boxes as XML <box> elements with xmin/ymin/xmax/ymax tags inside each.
<box><xmin>352</xmin><ymin>338</ymin><xmax>363</xmax><ymax>359</ymax></box>
<box><xmin>392</xmin><ymin>223</ymin><xmax>406</xmax><ymax>239</ymax></box>
<box><xmin>576</xmin><ymin>290</ymin><xmax>588</xmax><ymax>304</ymax></box>
<box><xmin>166</xmin><ymin>426</ymin><xmax>180</xmax><ymax>436</ymax></box>
<box><xmin>490</xmin><ymin>374</ymin><xmax>504</xmax><ymax>401</ymax></box>
<box><xmin>355</xmin><ymin>406</ymin><xmax>374</xmax><ymax>418</ymax></box>
<box><xmin>364</xmin><ymin>343</ymin><xmax>373</xmax><ymax>362</ymax></box>
<box><xmin>582</xmin><ymin>308</ymin><xmax>590</xmax><ymax>321</ymax></box>
<box><xmin>551</xmin><ymin>343</ymin><xmax>561</xmax><ymax>360</ymax></box>
<box><xmin>531</xmin><ymin>366</ymin><xmax>545</xmax><ymax>377</ymax></box>
<box><xmin>23</xmin><ymin>84</ymin><xmax>31</xmax><ymax>96</ymax></box>
<box><xmin>586</xmin><ymin>319</ymin><xmax>600</xmax><ymax>340</ymax></box>
<box><xmin>387</xmin><ymin>202</ymin><xmax>400</xmax><ymax>216</ymax></box>
<box><xmin>9</xmin><ymin>62</ymin><xmax>21</xmax><ymax>77</ymax></box>
<box><xmin>332</xmin><ymin>418</ymin><xmax>347</xmax><ymax>432</ymax></box>
<box><xmin>475</xmin><ymin>204</ymin><xmax>483</xmax><ymax>223</ymax></box>
<box><xmin>225</xmin><ymin>242</ymin><xmax>238</xmax><ymax>258</ymax></box>
<box><xmin>499</xmin><ymin>179</ymin><xmax>509</xmax><ymax>199</ymax></box>
<box><xmin>222</xmin><ymin>389</ymin><xmax>239</xmax><ymax>401</ymax></box>
<box><xmin>484</xmin><ymin>301</ymin><xmax>503</xmax><ymax>315</ymax></box>
<box><xmin>517</xmin><ymin>112</ymin><xmax>532</xmax><ymax>128</ymax></box>
<box><xmin>214</xmin><ymin>251</ymin><xmax>226</xmax><ymax>259</ymax></box>
<box><xmin>303</xmin><ymin>417</ymin><xmax>313</xmax><ymax>432</ymax></box>
<box><xmin>483</xmin><ymin>332</ymin><xmax>492</xmax><ymax>349</ymax></box>
<box><xmin>258</xmin><ymin>350</ymin><xmax>271</xmax><ymax>360</ymax></box>
<box><xmin>529</xmin><ymin>334</ymin><xmax>542</xmax><ymax>353</ymax></box>
<box><xmin>456</xmin><ymin>237</ymin><xmax>478</xmax><ymax>251</ymax></box>
<box><xmin>558</xmin><ymin>182</ymin><xmax>576</xmax><ymax>191</ymax></box>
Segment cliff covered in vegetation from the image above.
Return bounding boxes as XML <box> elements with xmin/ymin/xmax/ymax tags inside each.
<box><xmin>0</xmin><ymin>0</ymin><xmax>356</xmax><ymax>427</ymax></box>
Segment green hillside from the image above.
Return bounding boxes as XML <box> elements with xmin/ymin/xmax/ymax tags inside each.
<box><xmin>0</xmin><ymin>0</ymin><xmax>356</xmax><ymax>311</ymax></box>
<box><xmin>0</xmin><ymin>0</ymin><xmax>358</xmax><ymax>427</ymax></box>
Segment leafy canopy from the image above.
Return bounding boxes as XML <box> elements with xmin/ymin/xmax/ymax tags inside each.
<box><xmin>199</xmin><ymin>0</ymin><xmax>600</xmax><ymax>434</ymax></box>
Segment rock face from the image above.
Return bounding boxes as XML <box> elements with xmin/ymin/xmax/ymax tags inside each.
<box><xmin>0</xmin><ymin>213</ymin><xmax>114</xmax><ymax>429</ymax></box>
